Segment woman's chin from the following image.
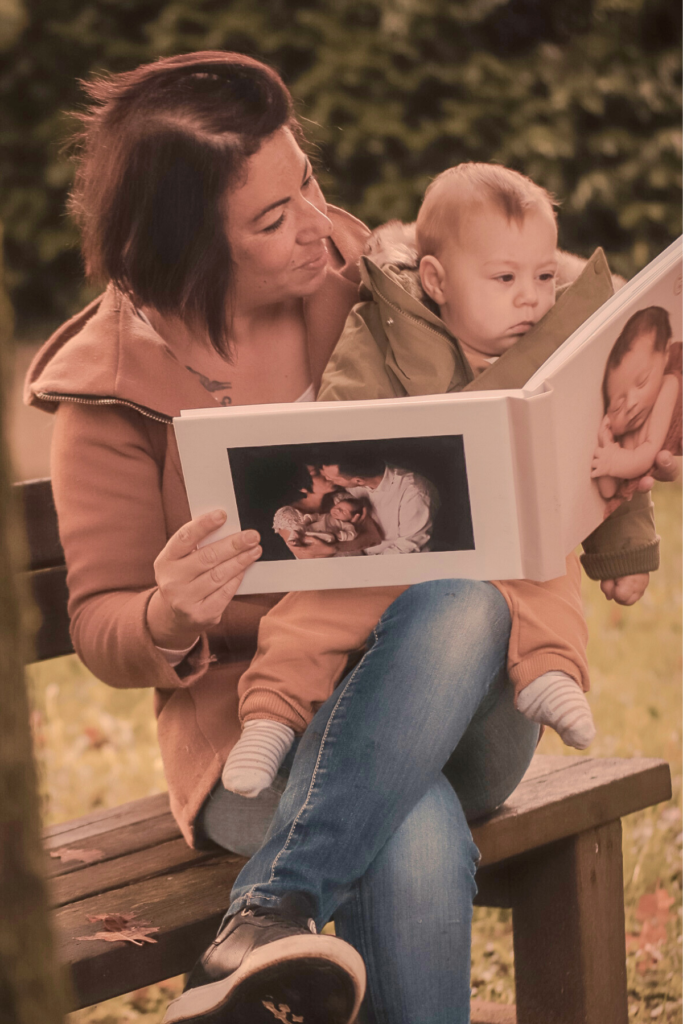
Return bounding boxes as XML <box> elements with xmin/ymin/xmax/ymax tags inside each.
<box><xmin>295</xmin><ymin>261</ymin><xmax>329</xmax><ymax>296</ymax></box>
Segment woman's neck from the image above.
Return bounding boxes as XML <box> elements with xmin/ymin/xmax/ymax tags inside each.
<box><xmin>140</xmin><ymin>299</ymin><xmax>313</xmax><ymax>406</ymax></box>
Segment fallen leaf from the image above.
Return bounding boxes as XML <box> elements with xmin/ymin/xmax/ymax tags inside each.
<box><xmin>77</xmin><ymin>927</ymin><xmax>159</xmax><ymax>946</ymax></box>
<box><xmin>76</xmin><ymin>912</ymin><xmax>159</xmax><ymax>946</ymax></box>
<box><xmin>87</xmin><ymin>913</ymin><xmax>137</xmax><ymax>930</ymax></box>
<box><xmin>639</xmin><ymin>919</ymin><xmax>668</xmax><ymax>947</ymax></box>
<box><xmin>50</xmin><ymin>847</ymin><xmax>104</xmax><ymax>865</ymax></box>
<box><xmin>636</xmin><ymin>889</ymin><xmax>674</xmax><ymax>924</ymax></box>
<box><xmin>84</xmin><ymin>726</ymin><xmax>109</xmax><ymax>749</ymax></box>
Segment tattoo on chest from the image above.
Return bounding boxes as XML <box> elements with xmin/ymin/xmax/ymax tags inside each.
<box><xmin>185</xmin><ymin>365</ymin><xmax>232</xmax><ymax>406</ymax></box>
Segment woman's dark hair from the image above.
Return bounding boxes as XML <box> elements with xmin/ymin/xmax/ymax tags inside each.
<box><xmin>602</xmin><ymin>306</ymin><xmax>672</xmax><ymax>410</ymax></box>
<box><xmin>68</xmin><ymin>51</ymin><xmax>300</xmax><ymax>356</ymax></box>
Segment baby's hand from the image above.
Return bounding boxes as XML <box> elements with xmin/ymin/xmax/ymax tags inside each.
<box><xmin>597</xmin><ymin>415</ymin><xmax>614</xmax><ymax>447</ymax></box>
<box><xmin>591</xmin><ymin>442</ymin><xmax>620</xmax><ymax>479</ymax></box>
<box><xmin>600</xmin><ymin>573</ymin><xmax>649</xmax><ymax>606</ymax></box>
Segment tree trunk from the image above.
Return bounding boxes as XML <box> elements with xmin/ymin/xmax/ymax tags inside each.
<box><xmin>0</xmin><ymin>227</ymin><xmax>66</xmax><ymax>1023</ymax></box>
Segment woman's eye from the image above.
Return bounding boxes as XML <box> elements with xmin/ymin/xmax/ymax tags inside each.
<box><xmin>262</xmin><ymin>213</ymin><xmax>286</xmax><ymax>234</ymax></box>
<box><xmin>302</xmin><ymin>173</ymin><xmax>315</xmax><ymax>189</ymax></box>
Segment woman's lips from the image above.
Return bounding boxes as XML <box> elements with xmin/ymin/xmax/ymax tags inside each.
<box><xmin>296</xmin><ymin>248</ymin><xmax>329</xmax><ymax>272</ymax></box>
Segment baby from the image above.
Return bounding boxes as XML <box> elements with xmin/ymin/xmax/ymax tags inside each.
<box><xmin>286</xmin><ymin>494</ymin><xmax>367</xmax><ymax>547</ymax></box>
<box><xmin>592</xmin><ymin>306</ymin><xmax>681</xmax><ymax>511</ymax></box>
<box><xmin>223</xmin><ymin>163</ymin><xmax>601</xmax><ymax>798</ymax></box>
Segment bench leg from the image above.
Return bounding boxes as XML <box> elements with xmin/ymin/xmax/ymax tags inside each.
<box><xmin>510</xmin><ymin>819</ymin><xmax>628</xmax><ymax>1024</ymax></box>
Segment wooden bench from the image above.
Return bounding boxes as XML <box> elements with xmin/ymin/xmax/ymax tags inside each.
<box><xmin>20</xmin><ymin>478</ymin><xmax>672</xmax><ymax>1024</ymax></box>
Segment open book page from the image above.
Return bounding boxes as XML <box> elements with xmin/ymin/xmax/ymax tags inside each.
<box><xmin>175</xmin><ymin>391</ymin><xmax>535</xmax><ymax>593</ymax></box>
<box><xmin>525</xmin><ymin>238</ymin><xmax>682</xmax><ymax>554</ymax></box>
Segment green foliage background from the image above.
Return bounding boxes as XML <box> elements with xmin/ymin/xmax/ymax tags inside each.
<box><xmin>0</xmin><ymin>0</ymin><xmax>681</xmax><ymax>328</ymax></box>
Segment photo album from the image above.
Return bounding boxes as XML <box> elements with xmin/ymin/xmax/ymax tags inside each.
<box><xmin>174</xmin><ymin>237</ymin><xmax>682</xmax><ymax>595</ymax></box>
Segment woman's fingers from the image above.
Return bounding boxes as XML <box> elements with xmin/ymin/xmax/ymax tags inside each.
<box><xmin>181</xmin><ymin>539</ymin><xmax>262</xmax><ymax>606</ymax></box>
<box><xmin>150</xmin><ymin>513</ymin><xmax>261</xmax><ymax>644</ymax></box>
<box><xmin>652</xmin><ymin>451</ymin><xmax>681</xmax><ymax>483</ymax></box>
<box><xmin>163</xmin><ymin>509</ymin><xmax>228</xmax><ymax>561</ymax></box>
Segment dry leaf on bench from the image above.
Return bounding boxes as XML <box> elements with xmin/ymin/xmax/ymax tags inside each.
<box><xmin>50</xmin><ymin>847</ymin><xmax>104</xmax><ymax>865</ymax></box>
<box><xmin>77</xmin><ymin>912</ymin><xmax>159</xmax><ymax>946</ymax></box>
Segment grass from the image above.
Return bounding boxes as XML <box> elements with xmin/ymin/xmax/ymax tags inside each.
<box><xmin>27</xmin><ymin>483</ymin><xmax>681</xmax><ymax>1023</ymax></box>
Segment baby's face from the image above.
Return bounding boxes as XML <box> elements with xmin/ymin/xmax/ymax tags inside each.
<box><xmin>330</xmin><ymin>501</ymin><xmax>354</xmax><ymax>521</ymax></box>
<box><xmin>421</xmin><ymin>203</ymin><xmax>558</xmax><ymax>360</ymax></box>
<box><xmin>606</xmin><ymin>330</ymin><xmax>668</xmax><ymax>437</ymax></box>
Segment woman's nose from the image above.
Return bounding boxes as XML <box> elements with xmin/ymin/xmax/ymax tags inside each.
<box><xmin>297</xmin><ymin>198</ymin><xmax>333</xmax><ymax>244</ymax></box>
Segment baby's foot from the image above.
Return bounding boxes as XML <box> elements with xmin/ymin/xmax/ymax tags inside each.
<box><xmin>517</xmin><ymin>671</ymin><xmax>596</xmax><ymax>749</ymax></box>
<box><xmin>222</xmin><ymin>720</ymin><xmax>296</xmax><ymax>798</ymax></box>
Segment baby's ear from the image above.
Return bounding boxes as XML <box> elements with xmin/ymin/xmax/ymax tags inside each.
<box><xmin>419</xmin><ymin>256</ymin><xmax>446</xmax><ymax>306</ymax></box>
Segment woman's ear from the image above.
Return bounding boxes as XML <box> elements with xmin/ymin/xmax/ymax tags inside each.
<box><xmin>419</xmin><ymin>256</ymin><xmax>447</xmax><ymax>306</ymax></box>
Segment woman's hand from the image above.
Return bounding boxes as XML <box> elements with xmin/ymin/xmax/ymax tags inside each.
<box><xmin>147</xmin><ymin>510</ymin><xmax>261</xmax><ymax>648</ymax></box>
<box><xmin>600</xmin><ymin>573</ymin><xmax>649</xmax><ymax>606</ymax></box>
<box><xmin>635</xmin><ymin>450</ymin><xmax>682</xmax><ymax>492</ymax></box>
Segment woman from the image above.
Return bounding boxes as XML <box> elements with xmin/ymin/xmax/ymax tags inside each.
<box><xmin>25</xmin><ymin>51</ymin><xmax>660</xmax><ymax>1024</ymax></box>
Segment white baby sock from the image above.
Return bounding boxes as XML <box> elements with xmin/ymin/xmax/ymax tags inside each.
<box><xmin>517</xmin><ymin>671</ymin><xmax>596</xmax><ymax>749</ymax></box>
<box><xmin>222</xmin><ymin>719</ymin><xmax>296</xmax><ymax>798</ymax></box>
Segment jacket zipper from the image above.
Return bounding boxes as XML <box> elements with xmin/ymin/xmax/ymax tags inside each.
<box><xmin>34</xmin><ymin>392</ymin><xmax>172</xmax><ymax>425</ymax></box>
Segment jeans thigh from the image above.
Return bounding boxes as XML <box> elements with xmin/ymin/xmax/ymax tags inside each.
<box><xmin>443</xmin><ymin>666</ymin><xmax>540</xmax><ymax>821</ymax></box>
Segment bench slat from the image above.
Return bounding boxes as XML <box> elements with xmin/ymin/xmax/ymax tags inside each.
<box><xmin>44</xmin><ymin>755</ymin><xmax>671</xmax><ymax>879</ymax></box>
<box><xmin>44</xmin><ymin>792</ymin><xmax>170</xmax><ymax>843</ymax></box>
<box><xmin>46</xmin><ymin>814</ymin><xmax>186</xmax><ymax>879</ymax></box>
<box><xmin>472</xmin><ymin>756</ymin><xmax>671</xmax><ymax>867</ymax></box>
<box><xmin>49</xmin><ymin>839</ymin><xmax>236</xmax><ymax>908</ymax></box>
<box><xmin>17</xmin><ymin>478</ymin><xmax>64</xmax><ymax>571</ymax></box>
<box><xmin>30</xmin><ymin>566</ymin><xmax>74</xmax><ymax>661</ymax></box>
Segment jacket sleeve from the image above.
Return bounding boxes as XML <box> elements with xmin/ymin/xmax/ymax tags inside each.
<box><xmin>50</xmin><ymin>402</ymin><xmax>210</xmax><ymax>690</ymax></box>
<box><xmin>580</xmin><ymin>489</ymin><xmax>659</xmax><ymax>580</ymax></box>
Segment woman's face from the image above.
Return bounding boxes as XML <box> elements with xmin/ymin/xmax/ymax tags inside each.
<box><xmin>225</xmin><ymin>128</ymin><xmax>333</xmax><ymax>313</ymax></box>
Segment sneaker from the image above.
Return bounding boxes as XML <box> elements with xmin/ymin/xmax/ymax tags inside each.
<box><xmin>162</xmin><ymin>894</ymin><xmax>365</xmax><ymax>1024</ymax></box>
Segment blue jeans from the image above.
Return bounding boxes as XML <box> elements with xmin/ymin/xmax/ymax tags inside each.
<box><xmin>197</xmin><ymin>580</ymin><xmax>539</xmax><ymax>1024</ymax></box>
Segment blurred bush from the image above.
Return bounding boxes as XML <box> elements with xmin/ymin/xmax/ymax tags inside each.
<box><xmin>0</xmin><ymin>0</ymin><xmax>680</xmax><ymax>329</ymax></box>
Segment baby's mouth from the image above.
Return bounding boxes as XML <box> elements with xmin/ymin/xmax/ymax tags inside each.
<box><xmin>509</xmin><ymin>320</ymin><xmax>535</xmax><ymax>334</ymax></box>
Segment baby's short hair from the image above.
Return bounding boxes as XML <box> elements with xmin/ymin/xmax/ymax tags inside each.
<box><xmin>602</xmin><ymin>306</ymin><xmax>672</xmax><ymax>410</ymax></box>
<box><xmin>416</xmin><ymin>162</ymin><xmax>557</xmax><ymax>258</ymax></box>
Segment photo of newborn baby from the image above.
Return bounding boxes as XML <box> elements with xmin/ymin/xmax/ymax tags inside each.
<box><xmin>591</xmin><ymin>305</ymin><xmax>682</xmax><ymax>514</ymax></box>
<box><xmin>276</xmin><ymin>493</ymin><xmax>372</xmax><ymax>549</ymax></box>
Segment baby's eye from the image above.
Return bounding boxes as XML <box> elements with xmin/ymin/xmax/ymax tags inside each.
<box><xmin>636</xmin><ymin>374</ymin><xmax>650</xmax><ymax>388</ymax></box>
<box><xmin>262</xmin><ymin>212</ymin><xmax>286</xmax><ymax>234</ymax></box>
<box><xmin>539</xmin><ymin>272</ymin><xmax>556</xmax><ymax>282</ymax></box>
<box><xmin>496</xmin><ymin>274</ymin><xmax>514</xmax><ymax>283</ymax></box>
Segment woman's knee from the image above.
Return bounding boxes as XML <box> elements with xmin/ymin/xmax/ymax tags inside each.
<box><xmin>376</xmin><ymin>579</ymin><xmax>510</xmax><ymax>661</ymax></box>
<box><xmin>388</xmin><ymin>579</ymin><xmax>508</xmax><ymax>631</ymax></box>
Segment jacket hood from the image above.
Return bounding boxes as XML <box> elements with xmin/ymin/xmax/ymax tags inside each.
<box><xmin>25</xmin><ymin>205</ymin><xmax>369</xmax><ymax>422</ymax></box>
